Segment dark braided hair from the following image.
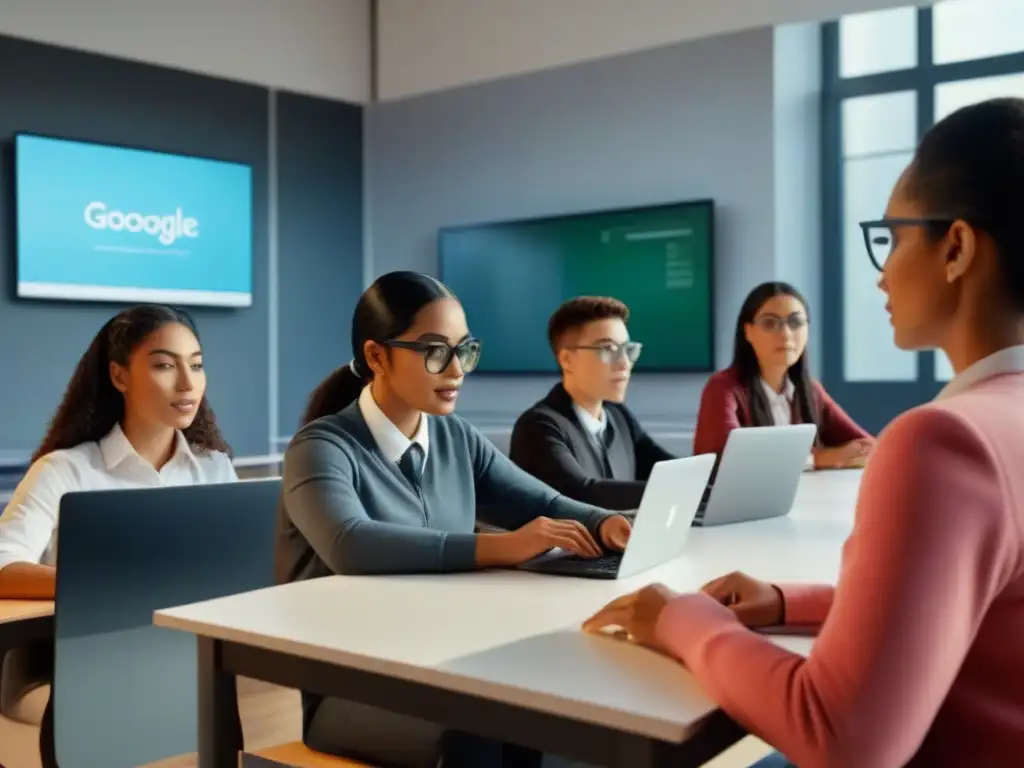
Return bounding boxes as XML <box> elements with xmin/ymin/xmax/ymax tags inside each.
<box><xmin>33</xmin><ymin>305</ymin><xmax>231</xmax><ymax>463</ymax></box>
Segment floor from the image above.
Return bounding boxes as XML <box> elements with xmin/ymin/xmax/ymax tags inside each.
<box><xmin>0</xmin><ymin>678</ymin><xmax>771</xmax><ymax>767</ymax></box>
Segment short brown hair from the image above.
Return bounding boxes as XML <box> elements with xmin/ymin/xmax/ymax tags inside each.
<box><xmin>547</xmin><ymin>296</ymin><xmax>630</xmax><ymax>353</ymax></box>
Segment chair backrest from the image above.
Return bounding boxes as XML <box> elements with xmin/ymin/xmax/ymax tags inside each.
<box><xmin>53</xmin><ymin>479</ymin><xmax>280</xmax><ymax>767</ymax></box>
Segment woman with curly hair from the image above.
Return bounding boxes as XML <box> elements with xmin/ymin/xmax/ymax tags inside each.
<box><xmin>0</xmin><ymin>304</ymin><xmax>235</xmax><ymax>602</ymax></box>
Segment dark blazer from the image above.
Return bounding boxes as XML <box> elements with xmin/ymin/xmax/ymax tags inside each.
<box><xmin>509</xmin><ymin>384</ymin><xmax>674</xmax><ymax>511</ymax></box>
<box><xmin>692</xmin><ymin>366</ymin><xmax>871</xmax><ymax>457</ymax></box>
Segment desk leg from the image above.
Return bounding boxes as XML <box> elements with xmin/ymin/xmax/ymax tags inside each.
<box><xmin>39</xmin><ymin>693</ymin><xmax>57</xmax><ymax>768</ymax></box>
<box><xmin>617</xmin><ymin>710</ymin><xmax>745</xmax><ymax>767</ymax></box>
<box><xmin>197</xmin><ymin>636</ymin><xmax>243</xmax><ymax>768</ymax></box>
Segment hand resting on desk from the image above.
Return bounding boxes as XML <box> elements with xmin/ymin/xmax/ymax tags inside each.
<box><xmin>582</xmin><ymin>572</ymin><xmax>786</xmax><ymax>655</ymax></box>
<box><xmin>813</xmin><ymin>437</ymin><xmax>875</xmax><ymax>470</ymax></box>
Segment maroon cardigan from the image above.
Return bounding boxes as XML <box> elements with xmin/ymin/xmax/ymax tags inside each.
<box><xmin>693</xmin><ymin>366</ymin><xmax>870</xmax><ymax>456</ymax></box>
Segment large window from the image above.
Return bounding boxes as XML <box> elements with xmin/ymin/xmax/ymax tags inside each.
<box><xmin>822</xmin><ymin>1</ymin><xmax>1024</xmax><ymax>432</ymax></box>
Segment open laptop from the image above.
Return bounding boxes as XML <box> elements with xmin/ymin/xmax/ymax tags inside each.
<box><xmin>518</xmin><ymin>454</ymin><xmax>716</xmax><ymax>580</ymax></box>
<box><xmin>692</xmin><ymin>424</ymin><xmax>817</xmax><ymax>527</ymax></box>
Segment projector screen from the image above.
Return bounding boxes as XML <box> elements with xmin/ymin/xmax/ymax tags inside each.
<box><xmin>439</xmin><ymin>200</ymin><xmax>715</xmax><ymax>374</ymax></box>
<box><xmin>14</xmin><ymin>134</ymin><xmax>253</xmax><ymax>307</ymax></box>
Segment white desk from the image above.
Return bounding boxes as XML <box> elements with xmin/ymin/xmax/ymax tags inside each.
<box><xmin>155</xmin><ymin>470</ymin><xmax>862</xmax><ymax>767</ymax></box>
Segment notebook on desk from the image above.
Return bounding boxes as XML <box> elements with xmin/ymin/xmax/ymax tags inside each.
<box><xmin>518</xmin><ymin>454</ymin><xmax>715</xmax><ymax>580</ymax></box>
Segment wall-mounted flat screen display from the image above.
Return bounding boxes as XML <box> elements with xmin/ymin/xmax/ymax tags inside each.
<box><xmin>439</xmin><ymin>200</ymin><xmax>715</xmax><ymax>373</ymax></box>
<box><xmin>15</xmin><ymin>134</ymin><xmax>253</xmax><ymax>307</ymax></box>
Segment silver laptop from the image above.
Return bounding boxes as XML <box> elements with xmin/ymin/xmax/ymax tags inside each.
<box><xmin>693</xmin><ymin>424</ymin><xmax>817</xmax><ymax>527</ymax></box>
<box><xmin>519</xmin><ymin>454</ymin><xmax>716</xmax><ymax>580</ymax></box>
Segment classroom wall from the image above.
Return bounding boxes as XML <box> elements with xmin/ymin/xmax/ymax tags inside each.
<box><xmin>275</xmin><ymin>92</ymin><xmax>364</xmax><ymax>435</ymax></box>
<box><xmin>0</xmin><ymin>35</ymin><xmax>364</xmax><ymax>457</ymax></box>
<box><xmin>773</xmin><ymin>22</ymin><xmax>824</xmax><ymax>370</ymax></box>
<box><xmin>368</xmin><ymin>28</ymin><xmax>790</xmax><ymax>428</ymax></box>
<box><xmin>377</xmin><ymin>0</ymin><xmax>903</xmax><ymax>99</ymax></box>
<box><xmin>0</xmin><ymin>0</ymin><xmax>370</xmax><ymax>102</ymax></box>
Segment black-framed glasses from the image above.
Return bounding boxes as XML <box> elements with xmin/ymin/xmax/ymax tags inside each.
<box><xmin>859</xmin><ymin>218</ymin><xmax>954</xmax><ymax>272</ymax></box>
<box><xmin>568</xmin><ymin>341</ymin><xmax>643</xmax><ymax>366</ymax></box>
<box><xmin>385</xmin><ymin>338</ymin><xmax>482</xmax><ymax>374</ymax></box>
<box><xmin>751</xmin><ymin>313</ymin><xmax>807</xmax><ymax>333</ymax></box>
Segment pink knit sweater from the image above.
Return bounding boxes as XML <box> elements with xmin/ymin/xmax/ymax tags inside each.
<box><xmin>655</xmin><ymin>371</ymin><xmax>1024</xmax><ymax>768</ymax></box>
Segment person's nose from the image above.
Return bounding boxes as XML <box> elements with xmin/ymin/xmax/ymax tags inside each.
<box><xmin>176</xmin><ymin>367</ymin><xmax>195</xmax><ymax>392</ymax></box>
<box><xmin>446</xmin><ymin>353</ymin><xmax>464</xmax><ymax>378</ymax></box>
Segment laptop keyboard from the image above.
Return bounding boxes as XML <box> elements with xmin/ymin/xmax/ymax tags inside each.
<box><xmin>541</xmin><ymin>553</ymin><xmax>622</xmax><ymax>575</ymax></box>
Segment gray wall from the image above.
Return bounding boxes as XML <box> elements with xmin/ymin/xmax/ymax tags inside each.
<box><xmin>276</xmin><ymin>92</ymin><xmax>364</xmax><ymax>436</ymax></box>
<box><xmin>773</xmin><ymin>23</ymin><xmax>823</xmax><ymax>374</ymax></box>
<box><xmin>368</xmin><ymin>28</ymin><xmax>781</xmax><ymax>428</ymax></box>
<box><xmin>0</xmin><ymin>35</ymin><xmax>364</xmax><ymax>458</ymax></box>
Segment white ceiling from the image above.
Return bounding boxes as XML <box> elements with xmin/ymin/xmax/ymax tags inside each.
<box><xmin>0</xmin><ymin>0</ymin><xmax>370</xmax><ymax>102</ymax></box>
<box><xmin>377</xmin><ymin>0</ymin><xmax>925</xmax><ymax>100</ymax></box>
<box><xmin>0</xmin><ymin>0</ymin><xmax>929</xmax><ymax>103</ymax></box>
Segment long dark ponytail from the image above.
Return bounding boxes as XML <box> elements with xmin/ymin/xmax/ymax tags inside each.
<box><xmin>299</xmin><ymin>271</ymin><xmax>455</xmax><ymax>426</ymax></box>
<box><xmin>731</xmin><ymin>282</ymin><xmax>818</xmax><ymax>433</ymax></box>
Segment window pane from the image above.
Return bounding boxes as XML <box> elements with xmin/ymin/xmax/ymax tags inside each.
<box><xmin>933</xmin><ymin>0</ymin><xmax>1024</xmax><ymax>64</ymax></box>
<box><xmin>842</xmin><ymin>91</ymin><xmax>917</xmax><ymax>157</ymax></box>
<box><xmin>839</xmin><ymin>7</ymin><xmax>918</xmax><ymax>78</ymax></box>
<box><xmin>935</xmin><ymin>72</ymin><xmax>1024</xmax><ymax>121</ymax></box>
<box><xmin>843</xmin><ymin>152</ymin><xmax>918</xmax><ymax>382</ymax></box>
<box><xmin>935</xmin><ymin>351</ymin><xmax>955</xmax><ymax>382</ymax></box>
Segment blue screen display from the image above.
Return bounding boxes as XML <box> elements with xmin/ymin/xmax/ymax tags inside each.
<box><xmin>15</xmin><ymin>134</ymin><xmax>253</xmax><ymax>307</ymax></box>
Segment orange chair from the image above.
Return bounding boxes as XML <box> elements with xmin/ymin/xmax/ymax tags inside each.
<box><xmin>244</xmin><ymin>742</ymin><xmax>373</xmax><ymax>767</ymax></box>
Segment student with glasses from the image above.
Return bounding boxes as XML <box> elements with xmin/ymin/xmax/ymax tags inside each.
<box><xmin>693</xmin><ymin>282</ymin><xmax>873</xmax><ymax>468</ymax></box>
<box><xmin>509</xmin><ymin>296</ymin><xmax>674</xmax><ymax>511</ymax></box>
<box><xmin>585</xmin><ymin>97</ymin><xmax>1024</xmax><ymax>768</ymax></box>
<box><xmin>277</xmin><ymin>272</ymin><xmax>630</xmax><ymax>767</ymax></box>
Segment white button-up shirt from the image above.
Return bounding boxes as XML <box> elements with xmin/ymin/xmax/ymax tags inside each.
<box><xmin>573</xmin><ymin>402</ymin><xmax>607</xmax><ymax>439</ymax></box>
<box><xmin>0</xmin><ymin>424</ymin><xmax>236</xmax><ymax>569</ymax></box>
<box><xmin>760</xmin><ymin>376</ymin><xmax>795</xmax><ymax>426</ymax></box>
<box><xmin>358</xmin><ymin>385</ymin><xmax>429</xmax><ymax>467</ymax></box>
<box><xmin>937</xmin><ymin>344</ymin><xmax>1024</xmax><ymax>400</ymax></box>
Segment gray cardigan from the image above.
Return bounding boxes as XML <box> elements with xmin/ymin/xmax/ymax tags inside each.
<box><xmin>276</xmin><ymin>402</ymin><xmax>613</xmax><ymax>583</ymax></box>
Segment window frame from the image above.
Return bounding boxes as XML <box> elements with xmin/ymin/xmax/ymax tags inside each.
<box><xmin>821</xmin><ymin>6</ymin><xmax>1024</xmax><ymax>432</ymax></box>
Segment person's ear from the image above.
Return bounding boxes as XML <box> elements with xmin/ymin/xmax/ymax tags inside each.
<box><xmin>109</xmin><ymin>361</ymin><xmax>129</xmax><ymax>394</ymax></box>
<box><xmin>558</xmin><ymin>347</ymin><xmax>574</xmax><ymax>374</ymax></box>
<box><xmin>363</xmin><ymin>341</ymin><xmax>388</xmax><ymax>378</ymax></box>
<box><xmin>944</xmin><ymin>220</ymin><xmax>977</xmax><ymax>284</ymax></box>
<box><xmin>743</xmin><ymin>323</ymin><xmax>755</xmax><ymax>345</ymax></box>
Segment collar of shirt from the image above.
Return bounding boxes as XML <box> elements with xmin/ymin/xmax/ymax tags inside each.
<box><xmin>98</xmin><ymin>423</ymin><xmax>198</xmax><ymax>472</ymax></box>
<box><xmin>572</xmin><ymin>402</ymin><xmax>607</xmax><ymax>438</ymax></box>
<box><xmin>759</xmin><ymin>376</ymin><xmax>795</xmax><ymax>405</ymax></box>
<box><xmin>358</xmin><ymin>385</ymin><xmax>430</xmax><ymax>464</ymax></box>
<box><xmin>936</xmin><ymin>344</ymin><xmax>1024</xmax><ymax>400</ymax></box>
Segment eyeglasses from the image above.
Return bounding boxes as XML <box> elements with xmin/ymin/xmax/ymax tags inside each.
<box><xmin>384</xmin><ymin>338</ymin><xmax>482</xmax><ymax>374</ymax></box>
<box><xmin>568</xmin><ymin>341</ymin><xmax>643</xmax><ymax>366</ymax></box>
<box><xmin>752</xmin><ymin>314</ymin><xmax>807</xmax><ymax>333</ymax></box>
<box><xmin>859</xmin><ymin>218</ymin><xmax>954</xmax><ymax>272</ymax></box>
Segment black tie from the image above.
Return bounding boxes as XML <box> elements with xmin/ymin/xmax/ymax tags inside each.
<box><xmin>399</xmin><ymin>444</ymin><xmax>425</xmax><ymax>487</ymax></box>
<box><xmin>596</xmin><ymin>424</ymin><xmax>615</xmax><ymax>478</ymax></box>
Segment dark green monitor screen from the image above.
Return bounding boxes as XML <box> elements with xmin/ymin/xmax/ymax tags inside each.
<box><xmin>438</xmin><ymin>200</ymin><xmax>714</xmax><ymax>373</ymax></box>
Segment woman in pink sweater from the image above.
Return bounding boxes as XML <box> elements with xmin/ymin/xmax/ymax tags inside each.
<box><xmin>585</xmin><ymin>97</ymin><xmax>1024</xmax><ymax>768</ymax></box>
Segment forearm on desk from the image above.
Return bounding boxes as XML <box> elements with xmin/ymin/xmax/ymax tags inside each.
<box><xmin>313</xmin><ymin>518</ymin><xmax>479</xmax><ymax>575</ymax></box>
<box><xmin>0</xmin><ymin>562</ymin><xmax>56</xmax><ymax>599</ymax></box>
<box><xmin>778</xmin><ymin>584</ymin><xmax>835</xmax><ymax>627</ymax></box>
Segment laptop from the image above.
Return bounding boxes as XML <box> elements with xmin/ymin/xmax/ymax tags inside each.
<box><xmin>692</xmin><ymin>424</ymin><xmax>817</xmax><ymax>527</ymax></box>
<box><xmin>518</xmin><ymin>454</ymin><xmax>716</xmax><ymax>580</ymax></box>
